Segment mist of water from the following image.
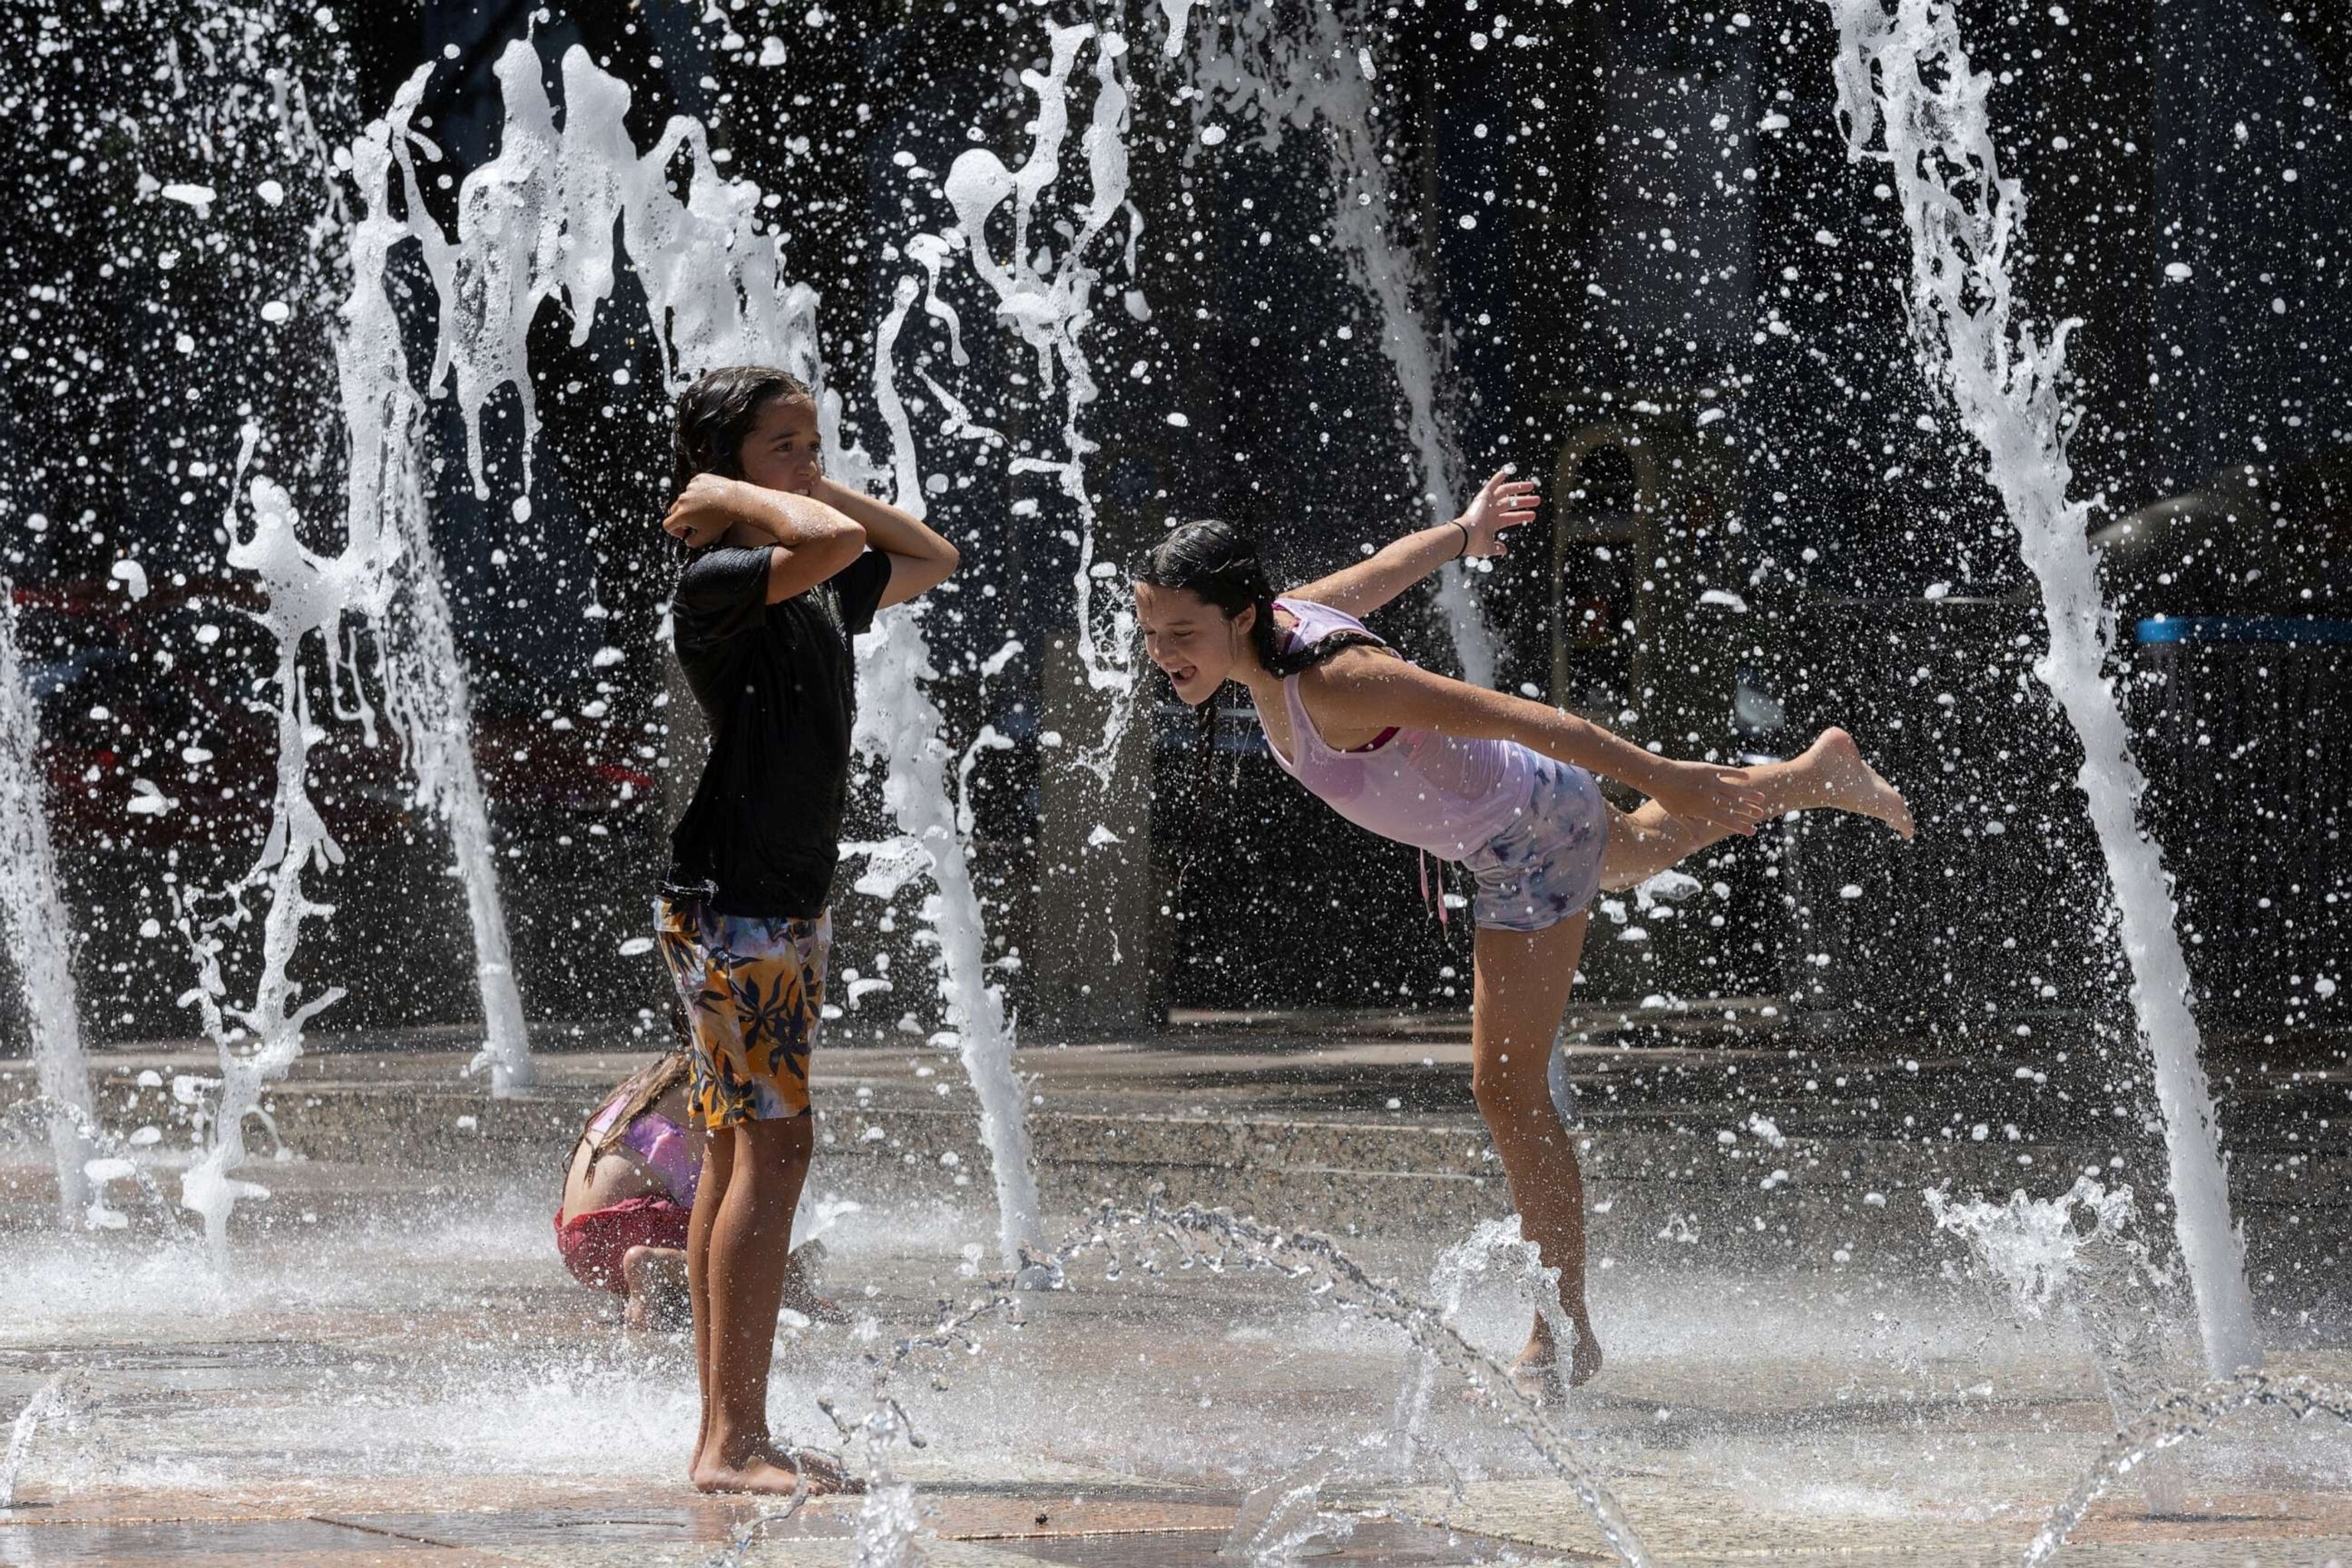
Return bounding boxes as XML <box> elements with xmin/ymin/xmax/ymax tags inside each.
<box><xmin>0</xmin><ymin>593</ymin><xmax>94</xmax><ymax>1225</ymax></box>
<box><xmin>1172</xmin><ymin>3</ymin><xmax>1497</xmax><ymax>684</ymax></box>
<box><xmin>845</xmin><ymin>1200</ymin><xmax>1657</xmax><ymax>1568</ymax></box>
<box><xmin>1827</xmin><ymin>0</ymin><xmax>2261</xmax><ymax>1378</ymax></box>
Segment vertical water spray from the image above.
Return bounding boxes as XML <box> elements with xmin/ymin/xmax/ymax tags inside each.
<box><xmin>0</xmin><ymin>1374</ymin><xmax>75</xmax><ymax>1510</ymax></box>
<box><xmin>1171</xmin><ymin>4</ymin><xmax>1496</xmax><ymax>684</ymax></box>
<box><xmin>941</xmin><ymin>22</ymin><xmax>1142</xmax><ymax>776</ymax></box>
<box><xmin>178</xmin><ymin>452</ymin><xmax>371</xmax><ymax>1253</ymax></box>
<box><xmin>853</xmin><ymin>284</ymin><xmax>1041</xmax><ymax>1267</ymax></box>
<box><xmin>0</xmin><ymin>592</ymin><xmax>94</xmax><ymax>1226</ymax></box>
<box><xmin>342</xmin><ymin>42</ymin><xmax>1037</xmax><ymax>1256</ymax></box>
<box><xmin>1826</xmin><ymin>0</ymin><xmax>2261</xmax><ymax>1377</ymax></box>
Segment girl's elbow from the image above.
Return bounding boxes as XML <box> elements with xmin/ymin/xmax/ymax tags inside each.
<box><xmin>825</xmin><ymin>521</ymin><xmax>869</xmax><ymax>560</ymax></box>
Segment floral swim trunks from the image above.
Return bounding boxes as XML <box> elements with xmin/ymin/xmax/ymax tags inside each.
<box><xmin>653</xmin><ymin>894</ymin><xmax>831</xmax><ymax>1127</ymax></box>
<box><xmin>1460</xmin><ymin>755</ymin><xmax>1610</xmax><ymax>933</ymax></box>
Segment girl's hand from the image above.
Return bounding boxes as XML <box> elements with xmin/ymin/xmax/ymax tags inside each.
<box><xmin>1637</xmin><ymin>757</ymin><xmax>1771</xmax><ymax>836</ymax></box>
<box><xmin>662</xmin><ymin>473</ymin><xmax>749</xmax><ymax>548</ymax></box>
<box><xmin>1455</xmin><ymin>468</ymin><xmax>1541</xmax><ymax>558</ymax></box>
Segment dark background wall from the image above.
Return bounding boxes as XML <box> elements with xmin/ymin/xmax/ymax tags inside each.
<box><xmin>1</xmin><ymin>0</ymin><xmax>2345</xmax><ymax>1053</ymax></box>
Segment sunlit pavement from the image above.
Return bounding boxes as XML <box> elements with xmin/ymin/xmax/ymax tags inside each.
<box><xmin>2</xmin><ymin>1021</ymin><xmax>2347</xmax><ymax>1565</ymax></box>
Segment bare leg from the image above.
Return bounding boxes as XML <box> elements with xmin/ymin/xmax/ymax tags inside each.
<box><xmin>1472</xmin><ymin>913</ymin><xmax>1604</xmax><ymax>1392</ymax></box>
<box><xmin>690</xmin><ymin>1116</ymin><xmax>854</xmax><ymax>1496</ymax></box>
<box><xmin>1599</xmin><ymin>726</ymin><xmax>1912</xmax><ymax>892</ymax></box>
<box><xmin>779</xmin><ymin>1240</ymin><xmax>851</xmax><ymax>1325</ymax></box>
<box><xmin>622</xmin><ymin>1245</ymin><xmax>691</xmax><ymax>1331</ymax></box>
<box><xmin>686</xmin><ymin>1122</ymin><xmax>731</xmax><ymax>1466</ymax></box>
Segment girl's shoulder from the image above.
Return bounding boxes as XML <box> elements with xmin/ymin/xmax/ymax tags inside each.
<box><xmin>1295</xmin><ymin>640</ymin><xmax>1404</xmax><ymax>689</ymax></box>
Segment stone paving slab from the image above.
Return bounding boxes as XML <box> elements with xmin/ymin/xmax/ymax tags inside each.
<box><xmin>3</xmin><ymin>1022</ymin><xmax>2347</xmax><ymax>1565</ymax></box>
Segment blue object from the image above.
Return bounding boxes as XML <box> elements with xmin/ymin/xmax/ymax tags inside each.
<box><xmin>2135</xmin><ymin>616</ymin><xmax>2352</xmax><ymax>645</ymax></box>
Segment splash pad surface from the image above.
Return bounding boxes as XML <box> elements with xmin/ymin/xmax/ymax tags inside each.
<box><xmin>4</xmin><ymin>1034</ymin><xmax>2347</xmax><ymax>1566</ymax></box>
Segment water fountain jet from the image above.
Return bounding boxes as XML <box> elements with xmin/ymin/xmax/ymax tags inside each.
<box><xmin>0</xmin><ymin>591</ymin><xmax>94</xmax><ymax>1226</ymax></box>
<box><xmin>2020</xmin><ymin>1371</ymin><xmax>2352</xmax><ymax>1566</ymax></box>
<box><xmin>1828</xmin><ymin>0</ymin><xmax>2262</xmax><ymax>1378</ymax></box>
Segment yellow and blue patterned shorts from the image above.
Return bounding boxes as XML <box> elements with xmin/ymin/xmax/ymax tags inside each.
<box><xmin>654</xmin><ymin>894</ymin><xmax>831</xmax><ymax>1128</ymax></box>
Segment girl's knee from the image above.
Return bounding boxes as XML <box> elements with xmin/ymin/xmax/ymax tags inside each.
<box><xmin>1472</xmin><ymin>1054</ymin><xmax>1550</xmax><ymax>1117</ymax></box>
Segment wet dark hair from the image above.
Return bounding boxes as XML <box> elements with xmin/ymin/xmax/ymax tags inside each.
<box><xmin>1131</xmin><ymin>518</ymin><xmax>1380</xmax><ymax>684</ymax></box>
<box><xmin>670</xmin><ymin>364</ymin><xmax>815</xmax><ymax>496</ymax></box>
<box><xmin>579</xmin><ymin>1047</ymin><xmax>693</xmax><ymax>1162</ymax></box>
<box><xmin>1132</xmin><ymin>518</ymin><xmax>1385</xmax><ymax>884</ymax></box>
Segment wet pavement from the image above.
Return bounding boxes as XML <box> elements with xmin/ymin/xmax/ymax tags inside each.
<box><xmin>1</xmin><ymin>1020</ymin><xmax>2348</xmax><ymax>1564</ymax></box>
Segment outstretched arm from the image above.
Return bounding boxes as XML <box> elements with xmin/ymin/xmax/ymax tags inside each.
<box><xmin>1285</xmin><ymin>469</ymin><xmax>1538</xmax><ymax>620</ymax></box>
<box><xmin>1298</xmin><ymin>652</ymin><xmax>1769</xmax><ymax>835</ymax></box>
<box><xmin>807</xmin><ymin>476</ymin><xmax>960</xmax><ymax>607</ymax></box>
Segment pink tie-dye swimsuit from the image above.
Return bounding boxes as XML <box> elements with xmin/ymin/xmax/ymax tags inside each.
<box><xmin>1261</xmin><ymin>596</ymin><xmax>1609</xmax><ymax>933</ymax></box>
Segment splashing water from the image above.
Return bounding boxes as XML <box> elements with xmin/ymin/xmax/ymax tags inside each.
<box><xmin>0</xmin><ymin>1374</ymin><xmax>75</xmax><ymax>1510</ymax></box>
<box><xmin>1926</xmin><ymin>1177</ymin><xmax>2138</xmax><ymax>1316</ymax></box>
<box><xmin>1220</xmin><ymin>1448</ymin><xmax>1357</xmax><ymax>1564</ymax></box>
<box><xmin>0</xmin><ymin>1097</ymin><xmax>188</xmax><ymax>1241</ymax></box>
<box><xmin>1171</xmin><ymin>4</ymin><xmax>1496</xmax><ymax>684</ymax></box>
<box><xmin>850</xmin><ymin>1479</ymin><xmax>929</xmax><ymax>1568</ymax></box>
<box><xmin>818</xmin><ymin>1201</ymin><xmax>1654</xmax><ymax>1568</ymax></box>
<box><xmin>2020</xmin><ymin>1372</ymin><xmax>2352</xmax><ymax>1566</ymax></box>
<box><xmin>341</xmin><ymin>41</ymin><xmax>1040</xmax><ymax>1263</ymax></box>
<box><xmin>0</xmin><ymin>591</ymin><xmax>94</xmax><ymax>1224</ymax></box>
<box><xmin>939</xmin><ymin>24</ymin><xmax>1141</xmax><ymax>777</ymax></box>
<box><xmin>1827</xmin><ymin>0</ymin><xmax>2261</xmax><ymax>1378</ymax></box>
<box><xmin>1928</xmin><ymin>1178</ymin><xmax>2185</xmax><ymax>1514</ymax></box>
<box><xmin>1391</xmin><ymin>1214</ymin><xmax>1571</xmax><ymax>1478</ymax></box>
<box><xmin>174</xmin><ymin>449</ymin><xmax>368</xmax><ymax>1254</ymax></box>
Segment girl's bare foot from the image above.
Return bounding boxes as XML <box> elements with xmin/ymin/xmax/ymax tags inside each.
<box><xmin>690</xmin><ymin>1439</ymin><xmax>861</xmax><ymax>1497</ymax></box>
<box><xmin>779</xmin><ymin>1240</ymin><xmax>851</xmax><ymax>1325</ymax></box>
<box><xmin>1511</xmin><ymin>1314</ymin><xmax>1604</xmax><ymax>1404</ymax></box>
<box><xmin>1801</xmin><ymin>727</ymin><xmax>1914</xmax><ymax>839</ymax></box>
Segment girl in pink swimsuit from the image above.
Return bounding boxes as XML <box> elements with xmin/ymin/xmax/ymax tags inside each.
<box><xmin>557</xmin><ymin>1053</ymin><xmax>702</xmax><ymax>1327</ymax></box>
<box><xmin>1132</xmin><ymin>470</ymin><xmax>1914</xmax><ymax>1395</ymax></box>
<box><xmin>556</xmin><ymin>1052</ymin><xmax>840</xmax><ymax>1329</ymax></box>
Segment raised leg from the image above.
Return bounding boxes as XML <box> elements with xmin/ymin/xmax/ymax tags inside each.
<box><xmin>1599</xmin><ymin>726</ymin><xmax>1912</xmax><ymax>892</ymax></box>
<box><xmin>1472</xmin><ymin>912</ymin><xmax>1605</xmax><ymax>1391</ymax></box>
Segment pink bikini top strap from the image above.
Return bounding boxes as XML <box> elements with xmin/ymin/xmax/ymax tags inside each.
<box><xmin>586</xmin><ymin>1095</ymin><xmax>627</xmax><ymax>1140</ymax></box>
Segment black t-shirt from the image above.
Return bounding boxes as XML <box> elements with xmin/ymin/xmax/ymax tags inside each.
<box><xmin>664</xmin><ymin>546</ymin><xmax>894</xmax><ymax>918</ymax></box>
